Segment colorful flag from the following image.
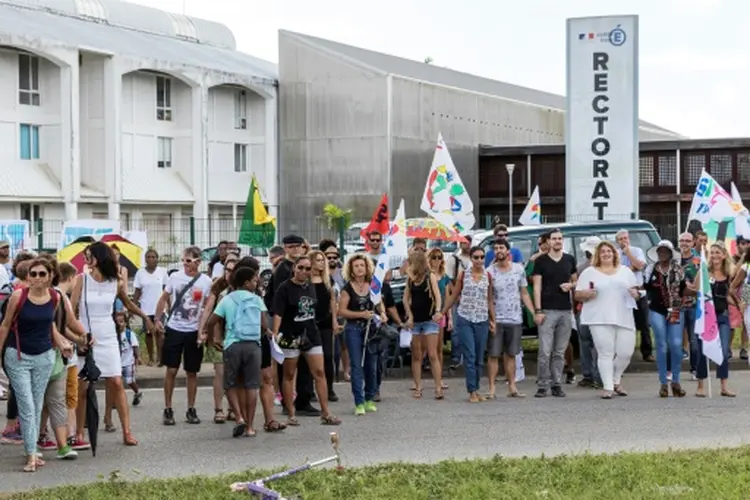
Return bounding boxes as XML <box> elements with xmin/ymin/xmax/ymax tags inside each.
<box><xmin>688</xmin><ymin>170</ymin><xmax>744</xmax><ymax>224</ymax></box>
<box><xmin>420</xmin><ymin>133</ymin><xmax>475</xmax><ymax>234</ymax></box>
<box><xmin>518</xmin><ymin>186</ymin><xmax>541</xmax><ymax>226</ymax></box>
<box><xmin>730</xmin><ymin>182</ymin><xmax>750</xmax><ymax>242</ymax></box>
<box><xmin>370</xmin><ymin>199</ymin><xmax>406</xmax><ymax>305</ymax></box>
<box><xmin>238</xmin><ymin>175</ymin><xmax>276</xmax><ymax>247</ymax></box>
<box><xmin>694</xmin><ymin>248</ymin><xmax>723</xmax><ymax>365</ymax></box>
<box><xmin>360</xmin><ymin>193</ymin><xmax>390</xmax><ymax>250</ymax></box>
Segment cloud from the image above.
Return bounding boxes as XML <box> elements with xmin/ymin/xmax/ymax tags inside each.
<box><xmin>641</xmin><ymin>51</ymin><xmax>747</xmax><ymax>71</ymax></box>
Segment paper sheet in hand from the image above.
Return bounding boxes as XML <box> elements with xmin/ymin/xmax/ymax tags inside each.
<box><xmin>399</xmin><ymin>329</ymin><xmax>413</xmax><ymax>348</ymax></box>
<box><xmin>270</xmin><ymin>337</ymin><xmax>285</xmax><ymax>364</ymax></box>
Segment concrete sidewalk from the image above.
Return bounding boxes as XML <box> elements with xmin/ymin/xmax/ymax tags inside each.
<box><xmin>132</xmin><ymin>355</ymin><xmax>750</xmax><ymax>389</ymax></box>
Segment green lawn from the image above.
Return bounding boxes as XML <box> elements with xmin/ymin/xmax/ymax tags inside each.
<box><xmin>7</xmin><ymin>447</ymin><xmax>750</xmax><ymax>500</ymax></box>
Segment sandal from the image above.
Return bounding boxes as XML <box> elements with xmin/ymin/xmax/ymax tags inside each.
<box><xmin>23</xmin><ymin>461</ymin><xmax>36</xmax><ymax>473</ymax></box>
<box><xmin>721</xmin><ymin>390</ymin><xmax>737</xmax><ymax>398</ymax></box>
<box><xmin>232</xmin><ymin>421</ymin><xmax>248</xmax><ymax>438</ymax></box>
<box><xmin>263</xmin><ymin>420</ymin><xmax>287</xmax><ymax>433</ymax></box>
<box><xmin>413</xmin><ymin>388</ymin><xmax>423</xmax><ymax>400</ymax></box>
<box><xmin>123</xmin><ymin>433</ymin><xmax>139</xmax><ymax>446</ymax></box>
<box><xmin>484</xmin><ymin>392</ymin><xmax>496</xmax><ymax>400</ymax></box>
<box><xmin>286</xmin><ymin>417</ymin><xmax>300</xmax><ymax>427</ymax></box>
<box><xmin>508</xmin><ymin>391</ymin><xmax>526</xmax><ymax>398</ymax></box>
<box><xmin>601</xmin><ymin>391</ymin><xmax>613</xmax><ymax>399</ymax></box>
<box><xmin>104</xmin><ymin>422</ymin><xmax>116</xmax><ymax>433</ymax></box>
<box><xmin>245</xmin><ymin>428</ymin><xmax>257</xmax><ymax>437</ymax></box>
<box><xmin>214</xmin><ymin>409</ymin><xmax>226</xmax><ymax>424</ymax></box>
<box><xmin>435</xmin><ymin>390</ymin><xmax>444</xmax><ymax>400</ymax></box>
<box><xmin>614</xmin><ymin>385</ymin><xmax>628</xmax><ymax>397</ymax></box>
<box><xmin>695</xmin><ymin>392</ymin><xmax>706</xmax><ymax>398</ymax></box>
<box><xmin>320</xmin><ymin>414</ymin><xmax>342</xmax><ymax>426</ymax></box>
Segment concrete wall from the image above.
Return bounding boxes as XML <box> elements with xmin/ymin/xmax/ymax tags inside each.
<box><xmin>278</xmin><ymin>31</ymin><xmax>390</xmax><ymax>237</ymax></box>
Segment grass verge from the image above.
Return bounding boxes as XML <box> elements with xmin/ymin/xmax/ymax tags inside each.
<box><xmin>6</xmin><ymin>447</ymin><xmax>750</xmax><ymax>500</ymax></box>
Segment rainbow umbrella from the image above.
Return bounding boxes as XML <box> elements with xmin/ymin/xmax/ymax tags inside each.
<box><xmin>405</xmin><ymin>217</ymin><xmax>468</xmax><ymax>242</ymax></box>
<box><xmin>57</xmin><ymin>234</ymin><xmax>142</xmax><ymax>275</ymax></box>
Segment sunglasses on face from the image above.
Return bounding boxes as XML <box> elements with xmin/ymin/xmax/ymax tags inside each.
<box><xmin>29</xmin><ymin>270</ymin><xmax>48</xmax><ymax>278</ymax></box>
<box><xmin>369</xmin><ymin>238</ymin><xmax>382</xmax><ymax>243</ymax></box>
<box><xmin>430</xmin><ymin>255</ymin><xmax>443</xmax><ymax>260</ymax></box>
<box><xmin>182</xmin><ymin>258</ymin><xmax>198</xmax><ymax>264</ymax></box>
<box><xmin>297</xmin><ymin>266</ymin><xmax>312</xmax><ymax>272</ymax></box>
<box><xmin>326</xmin><ymin>255</ymin><xmax>339</xmax><ymax>260</ymax></box>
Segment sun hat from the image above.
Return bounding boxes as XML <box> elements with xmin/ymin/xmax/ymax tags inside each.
<box><xmin>647</xmin><ymin>239</ymin><xmax>679</xmax><ymax>262</ymax></box>
<box><xmin>579</xmin><ymin>236</ymin><xmax>602</xmax><ymax>255</ymax></box>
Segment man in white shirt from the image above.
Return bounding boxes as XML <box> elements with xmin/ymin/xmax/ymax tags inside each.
<box><xmin>615</xmin><ymin>230</ymin><xmax>653</xmax><ymax>362</ymax></box>
<box><xmin>154</xmin><ymin>246</ymin><xmax>213</xmax><ymax>426</ymax></box>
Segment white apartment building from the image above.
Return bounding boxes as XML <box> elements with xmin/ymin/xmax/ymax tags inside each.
<box><xmin>0</xmin><ymin>0</ymin><xmax>278</xmax><ymax>249</ymax></box>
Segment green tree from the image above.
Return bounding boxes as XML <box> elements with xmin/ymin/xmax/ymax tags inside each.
<box><xmin>321</xmin><ymin>203</ymin><xmax>353</xmax><ymax>231</ymax></box>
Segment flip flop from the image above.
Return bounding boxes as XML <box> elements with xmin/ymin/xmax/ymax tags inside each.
<box><xmin>245</xmin><ymin>428</ymin><xmax>257</xmax><ymax>437</ymax></box>
<box><xmin>232</xmin><ymin>422</ymin><xmax>248</xmax><ymax>438</ymax></box>
<box><xmin>695</xmin><ymin>392</ymin><xmax>706</xmax><ymax>398</ymax></box>
<box><xmin>484</xmin><ymin>393</ymin><xmax>497</xmax><ymax>400</ymax></box>
<box><xmin>508</xmin><ymin>391</ymin><xmax>526</xmax><ymax>398</ymax></box>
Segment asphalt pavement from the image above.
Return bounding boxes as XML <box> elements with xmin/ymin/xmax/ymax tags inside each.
<box><xmin>3</xmin><ymin>372</ymin><xmax>750</xmax><ymax>494</ymax></box>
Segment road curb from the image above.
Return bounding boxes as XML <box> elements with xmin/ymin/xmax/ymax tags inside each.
<box><xmin>134</xmin><ymin>357</ymin><xmax>750</xmax><ymax>389</ymax></box>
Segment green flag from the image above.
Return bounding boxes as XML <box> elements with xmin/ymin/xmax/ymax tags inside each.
<box><xmin>238</xmin><ymin>175</ymin><xmax>276</xmax><ymax>247</ymax></box>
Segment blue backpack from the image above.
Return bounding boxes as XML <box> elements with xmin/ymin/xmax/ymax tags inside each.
<box><xmin>229</xmin><ymin>292</ymin><xmax>262</xmax><ymax>342</ymax></box>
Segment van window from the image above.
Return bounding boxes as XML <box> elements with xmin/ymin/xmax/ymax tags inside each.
<box><xmin>599</xmin><ymin>231</ymin><xmax>655</xmax><ymax>256</ymax></box>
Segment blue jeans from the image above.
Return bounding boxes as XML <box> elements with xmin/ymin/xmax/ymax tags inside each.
<box><xmin>576</xmin><ymin>319</ymin><xmax>601</xmax><ymax>384</ymax></box>
<box><xmin>455</xmin><ymin>315</ymin><xmax>489</xmax><ymax>393</ymax></box>
<box><xmin>696</xmin><ymin>312</ymin><xmax>731</xmax><ymax>380</ymax></box>
<box><xmin>344</xmin><ymin>323</ymin><xmax>378</xmax><ymax>406</ymax></box>
<box><xmin>650</xmin><ymin>310</ymin><xmax>684</xmax><ymax>384</ymax></box>
<box><xmin>4</xmin><ymin>348</ymin><xmax>55</xmax><ymax>455</ymax></box>
<box><xmin>450</xmin><ymin>305</ymin><xmax>462</xmax><ymax>364</ymax></box>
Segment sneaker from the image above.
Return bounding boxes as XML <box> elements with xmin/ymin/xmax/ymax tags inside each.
<box><xmin>364</xmin><ymin>400</ymin><xmax>377</xmax><ymax>413</ymax></box>
<box><xmin>1</xmin><ymin>428</ymin><xmax>22</xmax><ymax>445</ymax></box>
<box><xmin>56</xmin><ymin>445</ymin><xmax>78</xmax><ymax>460</ymax></box>
<box><xmin>274</xmin><ymin>393</ymin><xmax>282</xmax><ymax>407</ymax></box>
<box><xmin>163</xmin><ymin>408</ymin><xmax>176</xmax><ymax>426</ymax></box>
<box><xmin>354</xmin><ymin>404</ymin><xmax>366</xmax><ymax>416</ymax></box>
<box><xmin>67</xmin><ymin>437</ymin><xmax>90</xmax><ymax>450</ymax></box>
<box><xmin>565</xmin><ymin>370</ymin><xmax>576</xmax><ymax>384</ymax></box>
<box><xmin>38</xmin><ymin>436</ymin><xmax>57</xmax><ymax>451</ymax></box>
<box><xmin>690</xmin><ymin>371</ymin><xmax>698</xmax><ymax>381</ymax></box>
<box><xmin>534</xmin><ymin>388</ymin><xmax>547</xmax><ymax>398</ymax></box>
<box><xmin>551</xmin><ymin>386</ymin><xmax>566</xmax><ymax>398</ymax></box>
<box><xmin>682</xmin><ymin>350</ymin><xmax>689</xmax><ymax>360</ymax></box>
<box><xmin>186</xmin><ymin>407</ymin><xmax>201</xmax><ymax>424</ymax></box>
<box><xmin>133</xmin><ymin>391</ymin><xmax>143</xmax><ymax>407</ymax></box>
<box><xmin>741</xmin><ymin>348</ymin><xmax>748</xmax><ymax>360</ymax></box>
<box><xmin>577</xmin><ymin>379</ymin><xmax>594</xmax><ymax>388</ymax></box>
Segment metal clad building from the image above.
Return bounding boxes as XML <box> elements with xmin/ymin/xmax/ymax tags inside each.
<box><xmin>278</xmin><ymin>30</ymin><xmax>682</xmax><ymax>236</ymax></box>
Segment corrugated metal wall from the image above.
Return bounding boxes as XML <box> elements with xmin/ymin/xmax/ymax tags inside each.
<box><xmin>390</xmin><ymin>76</ymin><xmax>565</xmax><ymax>219</ymax></box>
<box><xmin>278</xmin><ymin>32</ymin><xmax>390</xmax><ymax>238</ymax></box>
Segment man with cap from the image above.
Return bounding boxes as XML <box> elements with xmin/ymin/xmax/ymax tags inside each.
<box><xmin>265</xmin><ymin>235</ymin><xmax>320</xmax><ymax>416</ymax></box>
<box><xmin>575</xmin><ymin>236</ymin><xmax>602</xmax><ymax>389</ymax></box>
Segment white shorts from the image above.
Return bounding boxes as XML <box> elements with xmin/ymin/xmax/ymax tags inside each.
<box><xmin>282</xmin><ymin>346</ymin><xmax>324</xmax><ymax>359</ymax></box>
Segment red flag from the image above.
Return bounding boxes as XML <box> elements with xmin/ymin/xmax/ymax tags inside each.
<box><xmin>361</xmin><ymin>193</ymin><xmax>390</xmax><ymax>249</ymax></box>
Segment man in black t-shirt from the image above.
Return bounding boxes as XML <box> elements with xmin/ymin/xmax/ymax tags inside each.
<box><xmin>531</xmin><ymin>229</ymin><xmax>578</xmax><ymax>398</ymax></box>
<box><xmin>267</xmin><ymin>234</ymin><xmax>320</xmax><ymax>416</ymax></box>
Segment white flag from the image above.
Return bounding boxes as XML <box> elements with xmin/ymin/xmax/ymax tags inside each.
<box><xmin>370</xmin><ymin>199</ymin><xmax>407</xmax><ymax>305</ymax></box>
<box><xmin>687</xmin><ymin>170</ymin><xmax>744</xmax><ymax>224</ymax></box>
<box><xmin>518</xmin><ymin>186</ymin><xmax>541</xmax><ymax>226</ymax></box>
<box><xmin>730</xmin><ymin>182</ymin><xmax>750</xmax><ymax>240</ymax></box>
<box><xmin>420</xmin><ymin>133</ymin><xmax>475</xmax><ymax>234</ymax></box>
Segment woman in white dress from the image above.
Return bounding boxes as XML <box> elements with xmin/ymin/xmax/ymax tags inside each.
<box><xmin>71</xmin><ymin>242</ymin><xmax>154</xmax><ymax>446</ymax></box>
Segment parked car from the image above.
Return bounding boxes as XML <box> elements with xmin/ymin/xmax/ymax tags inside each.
<box><xmin>200</xmin><ymin>245</ymin><xmax>273</xmax><ymax>277</ymax></box>
<box><xmin>388</xmin><ymin>219</ymin><xmax>662</xmax><ymax>335</ymax></box>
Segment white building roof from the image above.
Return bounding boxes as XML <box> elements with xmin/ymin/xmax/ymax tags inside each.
<box><xmin>281</xmin><ymin>30</ymin><xmax>681</xmax><ymax>138</ymax></box>
<box><xmin>0</xmin><ymin>0</ymin><xmax>278</xmax><ymax>85</ymax></box>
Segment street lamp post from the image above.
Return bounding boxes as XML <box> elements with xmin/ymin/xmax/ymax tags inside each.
<box><xmin>506</xmin><ymin>163</ymin><xmax>516</xmax><ymax>226</ymax></box>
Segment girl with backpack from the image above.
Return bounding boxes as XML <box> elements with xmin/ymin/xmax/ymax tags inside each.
<box><xmin>0</xmin><ymin>258</ymin><xmax>75</xmax><ymax>472</ymax></box>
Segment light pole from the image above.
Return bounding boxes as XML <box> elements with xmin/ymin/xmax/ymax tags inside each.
<box><xmin>506</xmin><ymin>163</ymin><xmax>515</xmax><ymax>226</ymax></box>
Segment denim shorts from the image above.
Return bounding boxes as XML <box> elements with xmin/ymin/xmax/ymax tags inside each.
<box><xmin>413</xmin><ymin>321</ymin><xmax>439</xmax><ymax>335</ymax></box>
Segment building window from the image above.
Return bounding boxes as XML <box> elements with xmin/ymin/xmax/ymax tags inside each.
<box><xmin>234</xmin><ymin>144</ymin><xmax>247</xmax><ymax>172</ymax></box>
<box><xmin>657</xmin><ymin>154</ymin><xmax>677</xmax><ymax>186</ymax></box>
<box><xmin>234</xmin><ymin>90</ymin><xmax>247</xmax><ymax>129</ymax></box>
<box><xmin>710</xmin><ymin>153</ymin><xmax>732</xmax><ymax>184</ymax></box>
<box><xmin>157</xmin><ymin>137</ymin><xmax>172</xmax><ymax>168</ymax></box>
<box><xmin>19</xmin><ymin>124</ymin><xmax>40</xmax><ymax>160</ymax></box>
<box><xmin>682</xmin><ymin>153</ymin><xmax>705</xmax><ymax>187</ymax></box>
<box><xmin>738</xmin><ymin>152</ymin><xmax>750</xmax><ymax>183</ymax></box>
<box><xmin>156</xmin><ymin>76</ymin><xmax>172</xmax><ymax>121</ymax></box>
<box><xmin>18</xmin><ymin>54</ymin><xmax>40</xmax><ymax>106</ymax></box>
<box><xmin>639</xmin><ymin>156</ymin><xmax>654</xmax><ymax>187</ymax></box>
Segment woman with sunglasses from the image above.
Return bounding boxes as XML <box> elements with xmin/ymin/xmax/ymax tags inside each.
<box><xmin>441</xmin><ymin>246</ymin><xmax>495</xmax><ymax>403</ymax></box>
<box><xmin>71</xmin><ymin>242</ymin><xmax>154</xmax><ymax>446</ymax></box>
<box><xmin>309</xmin><ymin>250</ymin><xmax>340</xmax><ymax>402</ymax></box>
<box><xmin>200</xmin><ymin>254</ymin><xmax>238</xmax><ymax>424</ymax></box>
<box><xmin>0</xmin><ymin>258</ymin><xmax>75</xmax><ymax>471</ymax></box>
<box><xmin>428</xmin><ymin>248</ymin><xmax>452</xmax><ymax>389</ymax></box>
<box><xmin>272</xmin><ymin>255</ymin><xmax>341</xmax><ymax>426</ymax></box>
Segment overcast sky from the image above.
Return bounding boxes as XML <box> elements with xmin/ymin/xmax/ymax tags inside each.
<box><xmin>136</xmin><ymin>0</ymin><xmax>741</xmax><ymax>139</ymax></box>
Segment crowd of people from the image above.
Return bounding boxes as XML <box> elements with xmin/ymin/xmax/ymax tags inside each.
<box><xmin>0</xmin><ymin>224</ymin><xmax>744</xmax><ymax>472</ymax></box>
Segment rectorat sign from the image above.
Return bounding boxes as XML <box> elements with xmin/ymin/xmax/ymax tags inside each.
<box><xmin>565</xmin><ymin>15</ymin><xmax>639</xmax><ymax>220</ymax></box>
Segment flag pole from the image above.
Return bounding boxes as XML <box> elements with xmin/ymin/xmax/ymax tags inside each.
<box><xmin>706</xmin><ymin>358</ymin><xmax>712</xmax><ymax>398</ymax></box>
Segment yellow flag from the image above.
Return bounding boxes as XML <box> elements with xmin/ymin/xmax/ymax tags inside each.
<box><xmin>253</xmin><ymin>177</ymin><xmax>276</xmax><ymax>226</ymax></box>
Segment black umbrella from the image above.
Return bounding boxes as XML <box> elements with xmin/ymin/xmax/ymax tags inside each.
<box><xmin>78</xmin><ymin>336</ymin><xmax>101</xmax><ymax>456</ymax></box>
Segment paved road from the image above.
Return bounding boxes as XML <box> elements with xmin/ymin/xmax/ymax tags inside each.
<box><xmin>3</xmin><ymin>373</ymin><xmax>750</xmax><ymax>493</ymax></box>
